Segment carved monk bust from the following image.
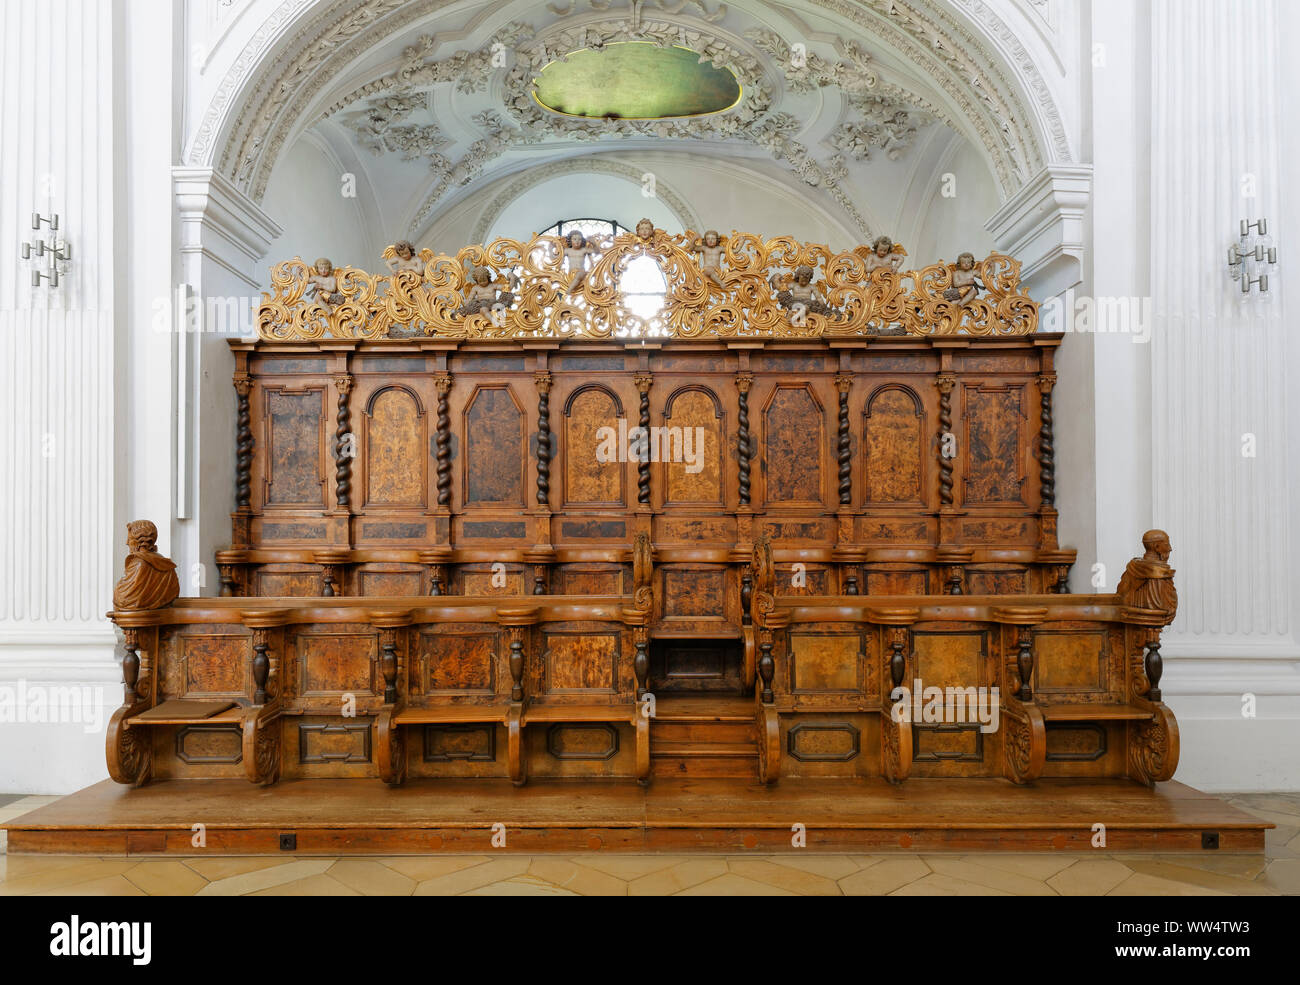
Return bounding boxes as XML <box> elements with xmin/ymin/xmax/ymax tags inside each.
<box><xmin>113</xmin><ymin>520</ymin><xmax>180</xmax><ymax>611</ymax></box>
<box><xmin>1117</xmin><ymin>529</ymin><xmax>1177</xmax><ymax>622</ymax></box>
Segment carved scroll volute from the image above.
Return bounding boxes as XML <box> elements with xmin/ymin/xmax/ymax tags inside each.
<box><xmin>1037</xmin><ymin>372</ymin><xmax>1056</xmax><ymax>509</ymax></box>
<box><xmin>534</xmin><ymin>372</ymin><xmax>552</xmax><ymax>508</ymax></box>
<box><xmin>632</xmin><ymin>531</ymin><xmax>654</xmax><ymax>612</ymax></box>
<box><xmin>935</xmin><ymin>373</ymin><xmax>956</xmax><ymax>507</ymax></box>
<box><xmin>735</xmin><ymin>374</ymin><xmax>753</xmax><ymax>507</ymax></box>
<box><xmin>234</xmin><ymin>376</ymin><xmax>254</xmax><ymax>511</ymax></box>
<box><xmin>634</xmin><ymin>373</ymin><xmax>653</xmax><ymax>505</ymax></box>
<box><xmin>333</xmin><ymin>375</ymin><xmax>354</xmax><ymax>511</ymax></box>
<box><xmin>835</xmin><ymin>373</ymin><xmax>852</xmax><ymax>505</ymax></box>
<box><xmin>435</xmin><ymin>374</ymin><xmax>453</xmax><ymax>509</ymax></box>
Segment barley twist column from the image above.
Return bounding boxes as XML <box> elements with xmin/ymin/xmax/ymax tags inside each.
<box><xmin>736</xmin><ymin>374</ymin><xmax>753</xmax><ymax>506</ymax></box>
<box><xmin>535</xmin><ymin>372</ymin><xmax>552</xmax><ymax>507</ymax></box>
<box><xmin>333</xmin><ymin>375</ymin><xmax>354</xmax><ymax>510</ymax></box>
<box><xmin>435</xmin><ymin>374</ymin><xmax>452</xmax><ymax>509</ymax></box>
<box><xmin>635</xmin><ymin>373</ymin><xmax>652</xmax><ymax>505</ymax></box>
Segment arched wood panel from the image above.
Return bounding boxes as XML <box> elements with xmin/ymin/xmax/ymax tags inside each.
<box><xmin>363</xmin><ymin>385</ymin><xmax>426</xmax><ymax>508</ymax></box>
<box><xmin>662</xmin><ymin>385</ymin><xmax>724</xmax><ymax>506</ymax></box>
<box><xmin>864</xmin><ymin>384</ymin><xmax>925</xmax><ymax>505</ymax></box>
<box><xmin>563</xmin><ymin>385</ymin><xmax>626</xmax><ymax>507</ymax></box>
<box><xmin>464</xmin><ymin>385</ymin><xmax>525</xmax><ymax>508</ymax></box>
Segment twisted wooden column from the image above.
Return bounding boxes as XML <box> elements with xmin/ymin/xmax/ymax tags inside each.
<box><xmin>936</xmin><ymin>373</ymin><xmax>956</xmax><ymax>506</ymax></box>
<box><xmin>535</xmin><ymin>372</ymin><xmax>552</xmax><ymax>507</ymax></box>
<box><xmin>736</xmin><ymin>374</ymin><xmax>753</xmax><ymax>506</ymax></box>
<box><xmin>835</xmin><ymin>373</ymin><xmax>852</xmax><ymax>505</ymax></box>
<box><xmin>635</xmin><ymin>373</ymin><xmax>652</xmax><ymax>505</ymax></box>
<box><xmin>1038</xmin><ymin>373</ymin><xmax>1056</xmax><ymax>509</ymax></box>
<box><xmin>333</xmin><ymin>375</ymin><xmax>354</xmax><ymax>509</ymax></box>
<box><xmin>435</xmin><ymin>374</ymin><xmax>452</xmax><ymax>508</ymax></box>
<box><xmin>234</xmin><ymin>377</ymin><xmax>253</xmax><ymax>510</ymax></box>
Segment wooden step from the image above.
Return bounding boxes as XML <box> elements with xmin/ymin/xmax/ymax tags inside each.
<box><xmin>650</xmin><ymin>695</ymin><xmax>756</xmax><ymax>723</ymax></box>
<box><xmin>650</xmin><ymin>738</ymin><xmax>759</xmax><ymax>778</ymax></box>
<box><xmin>651</xmin><ymin>720</ymin><xmax>756</xmax><ymax>744</ymax></box>
<box><xmin>650</xmin><ymin>741</ymin><xmax>757</xmax><ymax>758</ymax></box>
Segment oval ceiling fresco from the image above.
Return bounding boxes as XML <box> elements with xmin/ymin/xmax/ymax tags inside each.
<box><xmin>533</xmin><ymin>42</ymin><xmax>742</xmax><ymax>120</ymax></box>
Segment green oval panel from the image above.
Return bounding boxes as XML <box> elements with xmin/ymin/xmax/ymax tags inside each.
<box><xmin>534</xmin><ymin>42</ymin><xmax>742</xmax><ymax>120</ymax></box>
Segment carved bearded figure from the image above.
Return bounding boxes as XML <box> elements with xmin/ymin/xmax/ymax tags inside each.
<box><xmin>1117</xmin><ymin>529</ymin><xmax>1178</xmax><ymax>623</ymax></box>
<box><xmin>112</xmin><ymin>520</ymin><xmax>180</xmax><ymax>611</ymax></box>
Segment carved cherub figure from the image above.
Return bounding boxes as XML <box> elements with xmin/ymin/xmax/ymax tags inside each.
<box><xmin>860</xmin><ymin>235</ymin><xmax>905</xmax><ymax>274</ymax></box>
<box><xmin>385</xmin><ymin>240</ymin><xmax>424</xmax><ymax>274</ymax></box>
<box><xmin>1117</xmin><ymin>529</ymin><xmax>1178</xmax><ymax>624</ymax></box>
<box><xmin>943</xmin><ymin>252</ymin><xmax>982</xmax><ymax>305</ymax></box>
<box><xmin>635</xmin><ymin>218</ymin><xmax>656</xmax><ymax>242</ymax></box>
<box><xmin>457</xmin><ymin>265</ymin><xmax>516</xmax><ymax>317</ymax></box>
<box><xmin>308</xmin><ymin>258</ymin><xmax>344</xmax><ymax>308</ymax></box>
<box><xmin>693</xmin><ymin>229</ymin><xmax>728</xmax><ymax>288</ymax></box>
<box><xmin>112</xmin><ymin>520</ymin><xmax>180</xmax><ymax>611</ymax></box>
<box><xmin>770</xmin><ymin>265</ymin><xmax>835</xmax><ymax>318</ymax></box>
<box><xmin>562</xmin><ymin>230</ymin><xmax>598</xmax><ymax>293</ymax></box>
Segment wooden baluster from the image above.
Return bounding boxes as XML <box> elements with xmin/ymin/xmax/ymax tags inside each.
<box><xmin>428</xmin><ymin>564</ymin><xmax>444</xmax><ymax>596</ymax></box>
<box><xmin>252</xmin><ymin>629</ymin><xmax>270</xmax><ymax>705</ymax></box>
<box><xmin>1038</xmin><ymin>373</ymin><xmax>1056</xmax><ymax>509</ymax></box>
<box><xmin>321</xmin><ymin>564</ymin><xmax>336</xmax><ymax>597</ymax></box>
<box><xmin>121</xmin><ymin>629</ymin><xmax>140</xmax><ymax>704</ymax></box>
<box><xmin>758</xmin><ymin>631</ymin><xmax>775</xmax><ymax>704</ymax></box>
<box><xmin>234</xmin><ymin>377</ymin><xmax>253</xmax><ymax>510</ymax></box>
<box><xmin>844</xmin><ymin>569</ymin><xmax>859</xmax><ymax>595</ymax></box>
<box><xmin>736</xmin><ymin>374</ymin><xmax>753</xmax><ymax>506</ymax></box>
<box><xmin>740</xmin><ymin>567</ymin><xmax>753</xmax><ymax>624</ymax></box>
<box><xmin>333</xmin><ymin>375</ymin><xmax>354</xmax><ymax>509</ymax></box>
<box><xmin>380</xmin><ymin>628</ymin><xmax>398</xmax><ymax>703</ymax></box>
<box><xmin>889</xmin><ymin>632</ymin><xmax>906</xmax><ymax>692</ymax></box>
<box><xmin>1144</xmin><ymin>637</ymin><xmax>1163</xmax><ymax>702</ymax></box>
<box><xmin>435</xmin><ymin>374</ymin><xmax>452</xmax><ymax>508</ymax></box>
<box><xmin>1017</xmin><ymin>628</ymin><xmax>1034</xmax><ymax>702</ymax></box>
<box><xmin>946</xmin><ymin>564</ymin><xmax>964</xmax><ymax>595</ymax></box>
<box><xmin>634</xmin><ymin>627</ymin><xmax>649</xmax><ymax>700</ymax></box>
<box><xmin>535</xmin><ymin>372</ymin><xmax>552</xmax><ymax>507</ymax></box>
<box><xmin>635</xmin><ymin>373</ymin><xmax>652</xmax><ymax>505</ymax></box>
<box><xmin>936</xmin><ymin>373</ymin><xmax>956</xmax><ymax>506</ymax></box>
<box><xmin>218</xmin><ymin>564</ymin><xmax>237</xmax><ymax>597</ymax></box>
<box><xmin>508</xmin><ymin>632</ymin><xmax>525</xmax><ymax>702</ymax></box>
<box><xmin>532</xmin><ymin>565</ymin><xmax>547</xmax><ymax>596</ymax></box>
<box><xmin>835</xmin><ymin>374</ymin><xmax>852</xmax><ymax>505</ymax></box>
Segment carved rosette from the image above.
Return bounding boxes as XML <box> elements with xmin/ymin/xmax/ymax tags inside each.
<box><xmin>936</xmin><ymin>374</ymin><xmax>956</xmax><ymax>506</ymax></box>
<box><xmin>835</xmin><ymin>373</ymin><xmax>853</xmax><ymax>504</ymax></box>
<box><xmin>735</xmin><ymin>374</ymin><xmax>753</xmax><ymax>506</ymax></box>
<box><xmin>634</xmin><ymin>372</ymin><xmax>653</xmax><ymax>504</ymax></box>
<box><xmin>333</xmin><ymin>375</ymin><xmax>354</xmax><ymax>510</ymax></box>
<box><xmin>435</xmin><ymin>374</ymin><xmax>453</xmax><ymax>508</ymax></box>
<box><xmin>534</xmin><ymin>372</ymin><xmax>552</xmax><ymax>507</ymax></box>
<box><xmin>234</xmin><ymin>376</ymin><xmax>254</xmax><ymax>510</ymax></box>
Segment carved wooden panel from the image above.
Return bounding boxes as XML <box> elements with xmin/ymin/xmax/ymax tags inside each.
<box><xmin>553</xmin><ymin>564</ymin><xmax>625</xmax><ymax>595</ymax></box>
<box><xmin>564</xmin><ymin>385</ymin><xmax>624</xmax><ymax>506</ymax></box>
<box><xmin>864</xmin><ymin>385</ymin><xmax>924</xmax><ymax>504</ymax></box>
<box><xmin>1045</xmin><ymin>723</ymin><xmax>1107</xmax><ymax>762</ymax></box>
<box><xmin>175</xmin><ymin>725</ymin><xmax>243</xmax><ymax>764</ymax></box>
<box><xmin>1034</xmin><ymin>630</ymin><xmax>1108</xmax><ymax>697</ymax></box>
<box><xmin>787</xmin><ymin>722</ymin><xmax>860</xmax><ymax>762</ymax></box>
<box><xmin>180</xmin><ymin>634</ymin><xmax>247</xmax><ymax>697</ymax></box>
<box><xmin>864</xmin><ymin>569</ymin><xmax>930</xmax><ymax>595</ymax></box>
<box><xmin>356</xmin><ymin>566</ymin><xmax>424</xmax><ymax>597</ymax></box>
<box><xmin>966</xmin><ymin>567</ymin><xmax>1027</xmax><ymax>594</ymax></box>
<box><xmin>297</xmin><ymin>633</ymin><xmax>376</xmax><ymax>697</ymax></box>
<box><xmin>789</xmin><ymin>632</ymin><xmax>862</xmax><ymax>693</ymax></box>
<box><xmin>424</xmin><ymin>724</ymin><xmax>496</xmax><ymax>762</ymax></box>
<box><xmin>763</xmin><ymin>385</ymin><xmax>823</xmax><ymax>505</ymax></box>
<box><xmin>465</xmin><ymin>385</ymin><xmax>525</xmax><ymax>507</ymax></box>
<box><xmin>776</xmin><ymin>563</ymin><xmax>830</xmax><ymax>596</ymax></box>
<box><xmin>547</xmin><ymin>724</ymin><xmax>619</xmax><ymax>760</ymax></box>
<box><xmin>544</xmin><ymin>631</ymin><xmax>618</xmax><ymax>693</ymax></box>
<box><xmin>962</xmin><ymin>384</ymin><xmax>1026</xmax><ymax>504</ymax></box>
<box><xmin>913</xmin><ymin>724</ymin><xmax>985</xmax><ymax>762</ymax></box>
<box><xmin>457</xmin><ymin>564</ymin><xmax>526</xmax><ymax>596</ymax></box>
<box><xmin>911</xmin><ymin>630</ymin><xmax>988</xmax><ymax>766</ymax></box>
<box><xmin>364</xmin><ymin>386</ymin><xmax>426</xmax><ymax>507</ymax></box>
<box><xmin>660</xmin><ymin>567</ymin><xmax>726</xmax><ymax>619</ymax></box>
<box><xmin>422</xmin><ymin>632</ymin><xmax>496</xmax><ymax>695</ymax></box>
<box><xmin>663</xmin><ymin>386</ymin><xmax>723</xmax><ymax>505</ymax></box>
<box><xmin>298</xmin><ymin>721</ymin><xmax>373</xmax><ymax>764</ymax></box>
<box><xmin>253</xmin><ymin>568</ymin><xmax>320</xmax><ymax>597</ymax></box>
<box><xmin>264</xmin><ymin>388</ymin><xmax>325</xmax><ymax>506</ymax></box>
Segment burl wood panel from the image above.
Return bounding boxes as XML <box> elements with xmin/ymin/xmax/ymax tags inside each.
<box><xmin>465</xmin><ymin>385</ymin><xmax>524</xmax><ymax>506</ymax></box>
<box><xmin>786</xmin><ymin>720</ymin><xmax>861</xmax><ymax>761</ymax></box>
<box><xmin>1034</xmin><ymin>630</ymin><xmax>1108</xmax><ymax>697</ymax></box>
<box><xmin>265</xmin><ymin>388</ymin><xmax>325</xmax><ymax>506</ymax></box>
<box><xmin>297</xmin><ymin>633</ymin><xmax>376</xmax><ymax>697</ymax></box>
<box><xmin>663</xmin><ymin>387</ymin><xmax>723</xmax><ymax>505</ymax></box>
<box><xmin>788</xmin><ymin>632</ymin><xmax>861</xmax><ymax>693</ymax></box>
<box><xmin>365</xmin><ymin>386</ymin><xmax>426</xmax><ymax>507</ymax></box>
<box><xmin>298</xmin><ymin>721</ymin><xmax>373</xmax><ymax>764</ymax></box>
<box><xmin>660</xmin><ymin>567</ymin><xmax>726</xmax><ymax>619</ymax></box>
<box><xmin>864</xmin><ymin>568</ymin><xmax>930</xmax><ymax>595</ymax></box>
<box><xmin>553</xmin><ymin>564</ymin><xmax>625</xmax><ymax>595</ymax></box>
<box><xmin>175</xmin><ymin>725</ymin><xmax>243</xmax><ymax>765</ymax></box>
<box><xmin>910</xmin><ymin>631</ymin><xmax>989</xmax><ymax>771</ymax></box>
<box><xmin>180</xmin><ymin>634</ymin><xmax>248</xmax><ymax>697</ymax></box>
<box><xmin>423</xmin><ymin>724</ymin><xmax>496</xmax><ymax>762</ymax></box>
<box><xmin>565</xmin><ymin>386</ymin><xmax>624</xmax><ymax>506</ymax></box>
<box><xmin>355</xmin><ymin>566</ymin><xmax>425</xmax><ymax>597</ymax></box>
<box><xmin>763</xmin><ymin>385</ymin><xmax>823</xmax><ymax>504</ymax></box>
<box><xmin>253</xmin><ymin>568</ymin><xmax>321</xmax><ymax>597</ymax></box>
<box><xmin>544</xmin><ymin>631</ymin><xmax>618</xmax><ymax>693</ymax></box>
<box><xmin>864</xmin><ymin>385</ymin><xmax>924</xmax><ymax>504</ymax></box>
<box><xmin>963</xmin><ymin>384</ymin><xmax>1026</xmax><ymax>504</ymax></box>
<box><xmin>650</xmin><ymin>640</ymin><xmax>743</xmax><ymax>692</ymax></box>
<box><xmin>458</xmin><ymin>564</ymin><xmax>526</xmax><ymax>596</ymax></box>
<box><xmin>422</xmin><ymin>632</ymin><xmax>496</xmax><ymax>695</ymax></box>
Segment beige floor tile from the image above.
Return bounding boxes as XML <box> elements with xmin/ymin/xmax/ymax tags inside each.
<box><xmin>846</xmin><ymin>855</ymin><xmax>888</xmax><ymax>869</ymax></box>
<box><xmin>412</xmin><ymin>857</ymin><xmax>531</xmax><ymax>895</ymax></box>
<box><xmin>1259</xmin><ymin>858</ymin><xmax>1300</xmax><ymax>894</ymax></box>
<box><xmin>462</xmin><ymin>875</ymin><xmax>579</xmax><ymax>896</ymax></box>
<box><xmin>1122</xmin><ymin>853</ymin><xmax>1268</xmax><ymax>879</ymax></box>
<box><xmin>184</xmin><ymin>856</ymin><xmax>304</xmax><ymax>882</ymax></box>
<box><xmin>376</xmin><ymin>855</ymin><xmax>492</xmax><ymax>881</ymax></box>
<box><xmin>251</xmin><ymin>874</ymin><xmax>361</xmax><ymax>896</ymax></box>
<box><xmin>838</xmin><ymin>858</ymin><xmax>930</xmax><ymax>895</ymax></box>
<box><xmin>726</xmin><ymin>858</ymin><xmax>842</xmax><ymax>895</ymax></box>
<box><xmin>1122</xmin><ymin>859</ymin><xmax>1277</xmax><ymax>895</ymax></box>
<box><xmin>526</xmin><ymin>858</ymin><xmax>628</xmax><ymax>895</ymax></box>
<box><xmin>627</xmin><ymin>858</ymin><xmax>729</xmax><ymax>896</ymax></box>
<box><xmin>1</xmin><ymin>854</ymin><xmax>104</xmax><ymax>883</ymax></box>
<box><xmin>575</xmin><ymin>855</ymin><xmax>686</xmax><ymax>880</ymax></box>
<box><xmin>197</xmin><ymin>859</ymin><xmax>335</xmax><ymax>896</ymax></box>
<box><xmin>1231</xmin><ymin>806</ymin><xmax>1300</xmax><ymax>829</ymax></box>
<box><xmin>0</xmin><ymin>858</ymin><xmax>140</xmax><ymax>895</ymax></box>
<box><xmin>327</xmin><ymin>859</ymin><xmax>416</xmax><ymax>896</ymax></box>
<box><xmin>36</xmin><ymin>874</ymin><xmax>147</xmax><ymax>897</ymax></box>
<box><xmin>1265</xmin><ymin>824</ymin><xmax>1300</xmax><ymax>858</ymax></box>
<box><xmin>123</xmin><ymin>859</ymin><xmax>209</xmax><ymax>896</ymax></box>
<box><xmin>890</xmin><ymin>873</ymin><xmax>1010</xmax><ymax>896</ymax></box>
<box><xmin>922</xmin><ymin>857</ymin><xmax>1057</xmax><ymax>895</ymax></box>
<box><xmin>1107</xmin><ymin>873</ymin><xmax>1230</xmax><ymax>896</ymax></box>
<box><xmin>761</xmin><ymin>855</ymin><xmax>864</xmax><ymax>880</ymax></box>
<box><xmin>1232</xmin><ymin>793</ymin><xmax>1300</xmax><ymax>818</ymax></box>
<box><xmin>956</xmin><ymin>853</ymin><xmax>1080</xmax><ymax>881</ymax></box>
<box><xmin>1047</xmin><ymin>859</ymin><xmax>1133</xmax><ymax>896</ymax></box>
<box><xmin>675</xmin><ymin>873</ymin><xmax>797</xmax><ymax>896</ymax></box>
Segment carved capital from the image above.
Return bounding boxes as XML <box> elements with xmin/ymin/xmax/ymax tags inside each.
<box><xmin>435</xmin><ymin>374</ymin><xmax>453</xmax><ymax>394</ymax></box>
<box><xmin>1037</xmin><ymin>373</ymin><xmax>1057</xmax><ymax>394</ymax></box>
<box><xmin>333</xmin><ymin>374</ymin><xmax>354</xmax><ymax>396</ymax></box>
<box><xmin>534</xmin><ymin>371</ymin><xmax>553</xmax><ymax>393</ymax></box>
<box><xmin>233</xmin><ymin>376</ymin><xmax>254</xmax><ymax>397</ymax></box>
<box><xmin>634</xmin><ymin>372</ymin><xmax>653</xmax><ymax>393</ymax></box>
<box><xmin>936</xmin><ymin>373</ymin><xmax>957</xmax><ymax>394</ymax></box>
<box><xmin>735</xmin><ymin>373</ymin><xmax>753</xmax><ymax>395</ymax></box>
<box><xmin>834</xmin><ymin>373</ymin><xmax>853</xmax><ymax>394</ymax></box>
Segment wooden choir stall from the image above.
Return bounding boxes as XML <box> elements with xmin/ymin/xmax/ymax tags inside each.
<box><xmin>9</xmin><ymin>223</ymin><xmax>1269</xmax><ymax>854</ymax></box>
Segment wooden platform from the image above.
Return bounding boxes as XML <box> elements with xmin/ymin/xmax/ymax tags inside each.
<box><xmin>3</xmin><ymin>778</ymin><xmax>1269</xmax><ymax>855</ymax></box>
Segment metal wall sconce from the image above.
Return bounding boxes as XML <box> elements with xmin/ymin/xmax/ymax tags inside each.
<box><xmin>21</xmin><ymin>212</ymin><xmax>71</xmax><ymax>287</ymax></box>
<box><xmin>1227</xmin><ymin>218</ymin><xmax>1276</xmax><ymax>295</ymax></box>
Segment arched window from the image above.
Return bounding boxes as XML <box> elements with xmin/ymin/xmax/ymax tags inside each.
<box><xmin>537</xmin><ymin>217</ymin><xmax>667</xmax><ymax>325</ymax></box>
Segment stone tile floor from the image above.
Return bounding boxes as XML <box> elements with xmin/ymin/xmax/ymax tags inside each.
<box><xmin>1</xmin><ymin>792</ymin><xmax>1296</xmax><ymax>896</ymax></box>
